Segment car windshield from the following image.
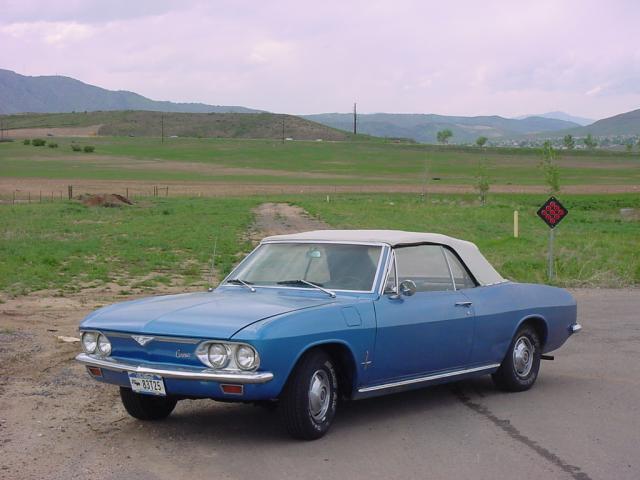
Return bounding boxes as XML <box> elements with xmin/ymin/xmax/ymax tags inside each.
<box><xmin>227</xmin><ymin>243</ymin><xmax>383</xmax><ymax>292</ymax></box>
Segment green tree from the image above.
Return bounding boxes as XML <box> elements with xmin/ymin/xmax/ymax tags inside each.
<box><xmin>476</xmin><ymin>136</ymin><xmax>488</xmax><ymax>147</ymax></box>
<box><xmin>436</xmin><ymin>129</ymin><xmax>453</xmax><ymax>144</ymax></box>
<box><xmin>563</xmin><ymin>134</ymin><xmax>575</xmax><ymax>150</ymax></box>
<box><xmin>584</xmin><ymin>133</ymin><xmax>597</xmax><ymax>149</ymax></box>
<box><xmin>476</xmin><ymin>158</ymin><xmax>490</xmax><ymax>205</ymax></box>
<box><xmin>540</xmin><ymin>141</ymin><xmax>560</xmax><ymax>194</ymax></box>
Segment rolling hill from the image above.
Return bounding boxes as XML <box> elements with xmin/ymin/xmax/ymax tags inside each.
<box><xmin>0</xmin><ymin>110</ymin><xmax>356</xmax><ymax>141</ymax></box>
<box><xmin>516</xmin><ymin>111</ymin><xmax>594</xmax><ymax>126</ymax></box>
<box><xmin>567</xmin><ymin>108</ymin><xmax>640</xmax><ymax>136</ymax></box>
<box><xmin>302</xmin><ymin>113</ymin><xmax>580</xmax><ymax>144</ymax></box>
<box><xmin>0</xmin><ymin>69</ymin><xmax>261</xmax><ymax>114</ymax></box>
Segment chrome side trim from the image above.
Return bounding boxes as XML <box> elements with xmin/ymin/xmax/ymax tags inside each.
<box><xmin>570</xmin><ymin>323</ymin><xmax>582</xmax><ymax>333</ymax></box>
<box><xmin>76</xmin><ymin>353</ymin><xmax>274</xmax><ymax>384</ymax></box>
<box><xmin>357</xmin><ymin>363</ymin><xmax>500</xmax><ymax>394</ymax></box>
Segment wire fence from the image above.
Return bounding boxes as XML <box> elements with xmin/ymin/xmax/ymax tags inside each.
<box><xmin>0</xmin><ymin>183</ymin><xmax>447</xmax><ymax>205</ymax></box>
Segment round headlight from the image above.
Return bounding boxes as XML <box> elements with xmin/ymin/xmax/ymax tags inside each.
<box><xmin>235</xmin><ymin>345</ymin><xmax>258</xmax><ymax>370</ymax></box>
<box><xmin>81</xmin><ymin>331</ymin><xmax>98</xmax><ymax>354</ymax></box>
<box><xmin>97</xmin><ymin>334</ymin><xmax>111</xmax><ymax>356</ymax></box>
<box><xmin>208</xmin><ymin>343</ymin><xmax>229</xmax><ymax>369</ymax></box>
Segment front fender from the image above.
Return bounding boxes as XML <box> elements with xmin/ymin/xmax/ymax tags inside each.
<box><xmin>232</xmin><ymin>300</ymin><xmax>376</xmax><ymax>397</ymax></box>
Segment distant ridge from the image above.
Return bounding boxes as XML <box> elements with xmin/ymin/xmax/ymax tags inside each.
<box><xmin>516</xmin><ymin>111</ymin><xmax>594</xmax><ymax>126</ymax></box>
<box><xmin>303</xmin><ymin>112</ymin><xmax>580</xmax><ymax>144</ymax></box>
<box><xmin>0</xmin><ymin>68</ymin><xmax>261</xmax><ymax>114</ymax></box>
<box><xmin>558</xmin><ymin>108</ymin><xmax>640</xmax><ymax>137</ymax></box>
<box><xmin>0</xmin><ymin>110</ymin><xmax>357</xmax><ymax>141</ymax></box>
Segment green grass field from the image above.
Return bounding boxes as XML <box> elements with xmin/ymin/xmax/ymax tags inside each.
<box><xmin>1</xmin><ymin>193</ymin><xmax>638</xmax><ymax>296</ymax></box>
<box><xmin>299</xmin><ymin>193</ymin><xmax>640</xmax><ymax>287</ymax></box>
<box><xmin>0</xmin><ymin>197</ymin><xmax>260</xmax><ymax>296</ymax></box>
<box><xmin>1</xmin><ymin>136</ymin><xmax>639</xmax><ymax>186</ymax></box>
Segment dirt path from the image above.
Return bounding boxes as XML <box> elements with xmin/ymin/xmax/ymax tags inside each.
<box><xmin>248</xmin><ymin>202</ymin><xmax>329</xmax><ymax>240</ymax></box>
<box><xmin>2</xmin><ymin>177</ymin><xmax>639</xmax><ymax>202</ymax></box>
<box><xmin>0</xmin><ymin>203</ymin><xmax>326</xmax><ymax>479</ymax></box>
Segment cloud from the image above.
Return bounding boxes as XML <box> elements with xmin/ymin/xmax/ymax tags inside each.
<box><xmin>1</xmin><ymin>21</ymin><xmax>94</xmax><ymax>45</ymax></box>
<box><xmin>1</xmin><ymin>0</ymin><xmax>640</xmax><ymax>118</ymax></box>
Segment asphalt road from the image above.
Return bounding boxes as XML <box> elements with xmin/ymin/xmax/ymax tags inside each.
<box><xmin>1</xmin><ymin>288</ymin><xmax>638</xmax><ymax>480</ymax></box>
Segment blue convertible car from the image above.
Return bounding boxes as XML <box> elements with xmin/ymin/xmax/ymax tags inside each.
<box><xmin>77</xmin><ymin>230</ymin><xmax>581</xmax><ymax>439</ymax></box>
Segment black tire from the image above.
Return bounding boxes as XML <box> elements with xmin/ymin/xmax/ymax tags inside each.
<box><xmin>279</xmin><ymin>350</ymin><xmax>338</xmax><ymax>440</ymax></box>
<box><xmin>492</xmin><ymin>324</ymin><xmax>541</xmax><ymax>392</ymax></box>
<box><xmin>119</xmin><ymin>387</ymin><xmax>178</xmax><ymax>420</ymax></box>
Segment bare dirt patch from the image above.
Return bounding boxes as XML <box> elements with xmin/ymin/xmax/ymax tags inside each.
<box><xmin>2</xmin><ymin>177</ymin><xmax>639</xmax><ymax>202</ymax></box>
<box><xmin>78</xmin><ymin>193</ymin><xmax>133</xmax><ymax>207</ymax></box>
<box><xmin>248</xmin><ymin>202</ymin><xmax>329</xmax><ymax>241</ymax></box>
<box><xmin>5</xmin><ymin>125</ymin><xmax>102</xmax><ymax>138</ymax></box>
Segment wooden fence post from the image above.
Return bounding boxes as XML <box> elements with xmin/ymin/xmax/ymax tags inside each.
<box><xmin>68</xmin><ymin>185</ymin><xmax>73</xmax><ymax>200</ymax></box>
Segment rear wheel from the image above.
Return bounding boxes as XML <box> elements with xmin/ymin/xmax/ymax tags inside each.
<box><xmin>492</xmin><ymin>324</ymin><xmax>541</xmax><ymax>392</ymax></box>
<box><xmin>279</xmin><ymin>350</ymin><xmax>338</xmax><ymax>440</ymax></box>
<box><xmin>119</xmin><ymin>387</ymin><xmax>178</xmax><ymax>420</ymax></box>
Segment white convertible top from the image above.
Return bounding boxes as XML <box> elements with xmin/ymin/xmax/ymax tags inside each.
<box><xmin>262</xmin><ymin>230</ymin><xmax>506</xmax><ymax>286</ymax></box>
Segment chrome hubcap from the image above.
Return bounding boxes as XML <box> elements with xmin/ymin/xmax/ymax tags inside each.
<box><xmin>308</xmin><ymin>370</ymin><xmax>331</xmax><ymax>422</ymax></box>
<box><xmin>513</xmin><ymin>336</ymin><xmax>534</xmax><ymax>378</ymax></box>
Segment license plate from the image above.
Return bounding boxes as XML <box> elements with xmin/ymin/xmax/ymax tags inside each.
<box><xmin>128</xmin><ymin>373</ymin><xmax>166</xmax><ymax>396</ymax></box>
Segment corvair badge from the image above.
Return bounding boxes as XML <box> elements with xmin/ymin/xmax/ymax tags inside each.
<box><xmin>176</xmin><ymin>349</ymin><xmax>191</xmax><ymax>359</ymax></box>
<box><xmin>132</xmin><ymin>335</ymin><xmax>154</xmax><ymax>346</ymax></box>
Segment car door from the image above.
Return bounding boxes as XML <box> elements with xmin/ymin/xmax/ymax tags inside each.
<box><xmin>369</xmin><ymin>244</ymin><xmax>475</xmax><ymax>384</ymax></box>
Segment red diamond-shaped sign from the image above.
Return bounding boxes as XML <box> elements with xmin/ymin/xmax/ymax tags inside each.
<box><xmin>537</xmin><ymin>196</ymin><xmax>568</xmax><ymax>229</ymax></box>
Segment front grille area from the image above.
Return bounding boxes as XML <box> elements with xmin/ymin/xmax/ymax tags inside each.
<box><xmin>105</xmin><ymin>333</ymin><xmax>203</xmax><ymax>367</ymax></box>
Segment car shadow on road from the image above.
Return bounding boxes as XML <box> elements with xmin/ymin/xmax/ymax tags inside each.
<box><xmin>125</xmin><ymin>376</ymin><xmax>500</xmax><ymax>443</ymax></box>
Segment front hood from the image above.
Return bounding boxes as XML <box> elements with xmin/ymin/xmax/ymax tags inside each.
<box><xmin>80</xmin><ymin>288</ymin><xmax>335</xmax><ymax>339</ymax></box>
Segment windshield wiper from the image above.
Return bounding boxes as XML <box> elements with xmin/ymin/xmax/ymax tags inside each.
<box><xmin>226</xmin><ymin>278</ymin><xmax>256</xmax><ymax>292</ymax></box>
<box><xmin>277</xmin><ymin>279</ymin><xmax>336</xmax><ymax>298</ymax></box>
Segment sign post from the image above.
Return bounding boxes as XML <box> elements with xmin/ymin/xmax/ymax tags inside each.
<box><xmin>536</xmin><ymin>196</ymin><xmax>568</xmax><ymax>281</ymax></box>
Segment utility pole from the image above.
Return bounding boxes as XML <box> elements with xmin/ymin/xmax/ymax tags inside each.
<box><xmin>161</xmin><ymin>113</ymin><xmax>164</xmax><ymax>143</ymax></box>
<box><xmin>353</xmin><ymin>103</ymin><xmax>357</xmax><ymax>135</ymax></box>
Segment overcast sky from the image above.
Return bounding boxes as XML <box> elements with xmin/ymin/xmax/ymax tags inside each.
<box><xmin>1</xmin><ymin>0</ymin><xmax>639</xmax><ymax>119</ymax></box>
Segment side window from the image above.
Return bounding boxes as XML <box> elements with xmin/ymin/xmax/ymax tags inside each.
<box><xmin>395</xmin><ymin>245</ymin><xmax>454</xmax><ymax>292</ymax></box>
<box><xmin>444</xmin><ymin>249</ymin><xmax>476</xmax><ymax>289</ymax></box>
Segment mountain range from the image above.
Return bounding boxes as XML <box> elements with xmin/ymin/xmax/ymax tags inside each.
<box><xmin>515</xmin><ymin>111</ymin><xmax>594</xmax><ymax>126</ymax></box>
<box><xmin>2</xmin><ymin>68</ymin><xmax>638</xmax><ymax>143</ymax></box>
<box><xmin>0</xmin><ymin>69</ymin><xmax>260</xmax><ymax>114</ymax></box>
<box><xmin>302</xmin><ymin>113</ymin><xmax>581</xmax><ymax>143</ymax></box>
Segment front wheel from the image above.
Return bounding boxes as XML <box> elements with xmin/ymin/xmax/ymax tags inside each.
<box><xmin>492</xmin><ymin>324</ymin><xmax>541</xmax><ymax>392</ymax></box>
<box><xmin>279</xmin><ymin>350</ymin><xmax>338</xmax><ymax>440</ymax></box>
<box><xmin>119</xmin><ymin>387</ymin><xmax>178</xmax><ymax>420</ymax></box>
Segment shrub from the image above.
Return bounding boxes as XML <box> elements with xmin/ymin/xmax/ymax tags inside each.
<box><xmin>23</xmin><ymin>139</ymin><xmax>31</xmax><ymax>145</ymax></box>
<box><xmin>32</xmin><ymin>138</ymin><xmax>46</xmax><ymax>146</ymax></box>
<box><xmin>71</xmin><ymin>144</ymin><xmax>82</xmax><ymax>152</ymax></box>
<box><xmin>84</xmin><ymin>145</ymin><xmax>95</xmax><ymax>153</ymax></box>
<box><xmin>48</xmin><ymin>142</ymin><xmax>58</xmax><ymax>148</ymax></box>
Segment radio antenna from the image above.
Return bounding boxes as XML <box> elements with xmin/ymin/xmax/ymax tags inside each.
<box><xmin>207</xmin><ymin>237</ymin><xmax>218</xmax><ymax>292</ymax></box>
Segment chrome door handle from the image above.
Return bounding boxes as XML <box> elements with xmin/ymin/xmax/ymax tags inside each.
<box><xmin>455</xmin><ymin>301</ymin><xmax>472</xmax><ymax>307</ymax></box>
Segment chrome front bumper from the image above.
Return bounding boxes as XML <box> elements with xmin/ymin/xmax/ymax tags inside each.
<box><xmin>76</xmin><ymin>353</ymin><xmax>274</xmax><ymax>384</ymax></box>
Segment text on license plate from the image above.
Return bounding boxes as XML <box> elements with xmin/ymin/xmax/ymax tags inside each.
<box><xmin>128</xmin><ymin>373</ymin><xmax>166</xmax><ymax>396</ymax></box>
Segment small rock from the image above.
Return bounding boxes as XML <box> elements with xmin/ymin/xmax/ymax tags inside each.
<box><xmin>56</xmin><ymin>335</ymin><xmax>80</xmax><ymax>343</ymax></box>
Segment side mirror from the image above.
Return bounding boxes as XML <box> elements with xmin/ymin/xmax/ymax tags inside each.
<box><xmin>399</xmin><ymin>280</ymin><xmax>417</xmax><ymax>297</ymax></box>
